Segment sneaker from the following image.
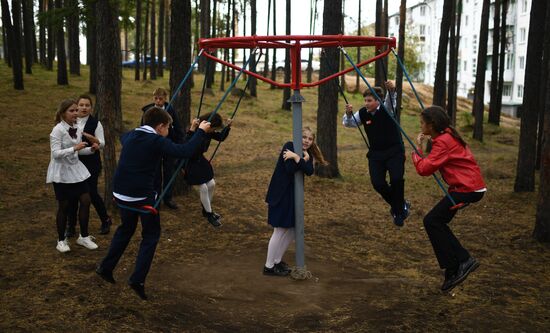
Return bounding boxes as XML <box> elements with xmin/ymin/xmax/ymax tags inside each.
<box><xmin>275</xmin><ymin>261</ymin><xmax>292</xmax><ymax>273</ymax></box>
<box><xmin>128</xmin><ymin>281</ymin><xmax>148</xmax><ymax>300</ymax></box>
<box><xmin>263</xmin><ymin>265</ymin><xmax>289</xmax><ymax>277</ymax></box>
<box><xmin>76</xmin><ymin>235</ymin><xmax>99</xmax><ymax>250</ymax></box>
<box><xmin>56</xmin><ymin>239</ymin><xmax>71</xmax><ymax>253</ymax></box>
<box><xmin>64</xmin><ymin>225</ymin><xmax>76</xmax><ymax>238</ymax></box>
<box><xmin>392</xmin><ymin>200</ymin><xmax>411</xmax><ymax>227</ymax></box>
<box><xmin>205</xmin><ymin>212</ymin><xmax>222</xmax><ymax>227</ymax></box>
<box><xmin>99</xmin><ymin>218</ymin><xmax>112</xmax><ymax>235</ymax></box>
<box><xmin>202</xmin><ymin>207</ymin><xmax>221</xmax><ymax>220</ymax></box>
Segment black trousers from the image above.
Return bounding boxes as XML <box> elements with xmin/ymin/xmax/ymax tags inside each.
<box><xmin>68</xmin><ymin>172</ymin><xmax>109</xmax><ymax>228</ymax></box>
<box><xmin>424</xmin><ymin>191</ymin><xmax>485</xmax><ymax>270</ymax></box>
<box><xmin>368</xmin><ymin>151</ymin><xmax>405</xmax><ymax>215</ymax></box>
<box><xmin>99</xmin><ymin>202</ymin><xmax>161</xmax><ymax>284</ymax></box>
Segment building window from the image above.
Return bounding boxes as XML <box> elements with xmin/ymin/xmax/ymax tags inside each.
<box><xmin>521</xmin><ymin>0</ymin><xmax>528</xmax><ymax>13</ymax></box>
<box><xmin>517</xmin><ymin>85</ymin><xmax>524</xmax><ymax>98</ymax></box>
<box><xmin>519</xmin><ymin>56</ymin><xmax>525</xmax><ymax>69</ymax></box>
<box><xmin>395</xmin><ymin>17</ymin><xmax>399</xmax><ymax>25</ymax></box>
<box><xmin>420</xmin><ymin>6</ymin><xmax>426</xmax><ymax>16</ymax></box>
<box><xmin>463</xmin><ymin>60</ymin><xmax>467</xmax><ymax>71</ymax></box>
<box><xmin>520</xmin><ymin>28</ymin><xmax>526</xmax><ymax>43</ymax></box>
<box><xmin>503</xmin><ymin>84</ymin><xmax>512</xmax><ymax>97</ymax></box>
<box><xmin>419</xmin><ymin>25</ymin><xmax>426</xmax><ymax>36</ymax></box>
<box><xmin>506</xmin><ymin>54</ymin><xmax>514</xmax><ymax>70</ymax></box>
<box><xmin>465</xmin><ymin>15</ymin><xmax>469</xmax><ymax>26</ymax></box>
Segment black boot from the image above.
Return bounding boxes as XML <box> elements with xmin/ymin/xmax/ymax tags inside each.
<box><xmin>99</xmin><ymin>218</ymin><xmax>112</xmax><ymax>235</ymax></box>
<box><xmin>205</xmin><ymin>212</ymin><xmax>222</xmax><ymax>227</ymax></box>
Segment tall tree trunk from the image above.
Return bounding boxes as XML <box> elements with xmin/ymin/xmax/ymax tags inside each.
<box><xmin>67</xmin><ymin>0</ymin><xmax>80</xmax><ymax>75</ymax></box>
<box><xmin>534</xmin><ymin>0</ymin><xmax>550</xmax><ymax>242</ymax></box>
<box><xmin>433</xmin><ymin>0</ymin><xmax>453</xmax><ymax>107</ymax></box>
<box><xmin>488</xmin><ymin>0</ymin><xmax>501</xmax><ymax>125</ymax></box>
<box><xmin>282</xmin><ymin>0</ymin><xmax>291</xmax><ymax>110</ymax></box>
<box><xmin>206</xmin><ymin>0</ymin><xmax>216</xmax><ymax>88</ymax></box>
<box><xmin>249</xmin><ymin>0</ymin><xmax>257</xmax><ymax>97</ymax></box>
<box><xmin>241</xmin><ymin>0</ymin><xmax>246</xmax><ymax>80</ymax></box>
<box><xmin>355</xmin><ymin>0</ymin><xmax>361</xmax><ymax>92</ymax></box>
<box><xmin>46</xmin><ymin>0</ymin><xmax>54</xmax><ymax>71</ymax></box>
<box><xmin>143</xmin><ymin>0</ymin><xmax>149</xmax><ymax>80</ymax></box>
<box><xmin>150</xmin><ymin>0</ymin><xmax>156</xmax><ymax>80</ymax></box>
<box><xmin>157</xmin><ymin>0</ymin><xmax>164</xmax><ymax>76</ymax></box>
<box><xmin>86</xmin><ymin>0</ymin><xmax>97</xmax><ymax>93</ymax></box>
<box><xmin>198</xmin><ymin>0</ymin><xmax>210</xmax><ymax>73</ymax></box>
<box><xmin>2</xmin><ymin>22</ymin><xmax>9</xmax><ymax>65</ymax></box>
<box><xmin>164</xmin><ymin>2</ymin><xmax>170</xmax><ymax>69</ymax></box>
<box><xmin>447</xmin><ymin>0</ymin><xmax>457</xmax><ymax>121</ymax></box>
<box><xmin>339</xmin><ymin>0</ymin><xmax>346</xmax><ymax>91</ymax></box>
<box><xmin>220</xmin><ymin>0</ymin><xmax>230</xmax><ymax>91</ymax></box>
<box><xmin>374</xmin><ymin>0</ymin><xmax>383</xmax><ymax>86</ymax></box>
<box><xmin>471</xmin><ymin>0</ymin><xmax>490</xmax><ymax>141</ymax></box>
<box><xmin>193</xmin><ymin>0</ymin><xmax>198</xmax><ymax>56</ymax></box>
<box><xmin>270</xmin><ymin>0</ymin><xmax>277</xmax><ymax>89</ymax></box>
<box><xmin>135</xmin><ymin>0</ymin><xmax>142</xmax><ymax>80</ymax></box>
<box><xmin>231</xmin><ymin>0</ymin><xmax>236</xmax><ymax>80</ymax></box>
<box><xmin>395</xmin><ymin>0</ymin><xmax>406</xmax><ymax>122</ymax></box>
<box><xmin>263</xmin><ymin>0</ymin><xmax>271</xmax><ymax>78</ymax></box>
<box><xmin>21</xmin><ymin>0</ymin><xmax>33</xmax><ymax>74</ymax></box>
<box><xmin>38</xmin><ymin>0</ymin><xmax>46</xmax><ymax>66</ymax></box>
<box><xmin>170</xmin><ymin>0</ymin><xmax>192</xmax><ymax>196</ymax></box>
<box><xmin>55</xmin><ymin>0</ymin><xmax>68</xmax><ymax>85</ymax></box>
<box><xmin>2</xmin><ymin>0</ymin><xmax>24</xmax><ymax>89</ymax></box>
<box><xmin>515</xmin><ymin>0</ymin><xmax>547</xmax><ymax>192</ymax></box>
<box><xmin>306</xmin><ymin>0</ymin><xmax>318</xmax><ymax>84</ymax></box>
<box><xmin>450</xmin><ymin>0</ymin><xmax>462</xmax><ymax>126</ymax></box>
<box><xmin>316</xmin><ymin>0</ymin><xmax>342</xmax><ymax>178</ymax></box>
<box><xmin>96</xmin><ymin>0</ymin><xmax>122</xmax><ymax>210</ymax></box>
<box><xmin>496</xmin><ymin>0</ymin><xmax>508</xmax><ymax>119</ymax></box>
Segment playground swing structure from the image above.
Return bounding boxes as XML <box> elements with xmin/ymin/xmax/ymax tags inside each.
<box><xmin>118</xmin><ymin>34</ymin><xmax>467</xmax><ymax>279</ymax></box>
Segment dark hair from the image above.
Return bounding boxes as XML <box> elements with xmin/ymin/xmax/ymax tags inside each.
<box><xmin>199</xmin><ymin>112</ymin><xmax>223</xmax><ymax>128</ymax></box>
<box><xmin>421</xmin><ymin>105</ymin><xmax>467</xmax><ymax>147</ymax></box>
<box><xmin>363</xmin><ymin>87</ymin><xmax>384</xmax><ymax>99</ymax></box>
<box><xmin>143</xmin><ymin>107</ymin><xmax>173</xmax><ymax>127</ymax></box>
<box><xmin>54</xmin><ymin>99</ymin><xmax>77</xmax><ymax>124</ymax></box>
<box><xmin>77</xmin><ymin>94</ymin><xmax>93</xmax><ymax>107</ymax></box>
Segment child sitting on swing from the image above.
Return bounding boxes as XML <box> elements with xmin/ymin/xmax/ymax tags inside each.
<box><xmin>185</xmin><ymin>112</ymin><xmax>232</xmax><ymax>227</ymax></box>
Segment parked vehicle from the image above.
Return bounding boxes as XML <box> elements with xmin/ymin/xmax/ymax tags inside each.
<box><xmin>122</xmin><ymin>56</ymin><xmax>167</xmax><ymax>68</ymax></box>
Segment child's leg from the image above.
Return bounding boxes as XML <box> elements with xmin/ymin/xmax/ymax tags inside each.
<box><xmin>130</xmin><ymin>212</ymin><xmax>161</xmax><ymax>285</ymax></box>
<box><xmin>88</xmin><ymin>172</ymin><xmax>110</xmax><ymax>223</ymax></box>
<box><xmin>100</xmin><ymin>208</ymin><xmax>139</xmax><ymax>272</ymax></box>
<box><xmin>265</xmin><ymin>228</ymin><xmax>285</xmax><ymax>268</ymax></box>
<box><xmin>206</xmin><ymin>179</ymin><xmax>216</xmax><ymax>203</ymax></box>
<box><xmin>386</xmin><ymin>153</ymin><xmax>406</xmax><ymax>215</ymax></box>
<box><xmin>56</xmin><ymin>200</ymin><xmax>70</xmax><ymax>241</ymax></box>
<box><xmin>368</xmin><ymin>158</ymin><xmax>392</xmax><ymax>205</ymax></box>
<box><xmin>66</xmin><ymin>198</ymin><xmax>79</xmax><ymax>232</ymax></box>
<box><xmin>78</xmin><ymin>192</ymin><xmax>91</xmax><ymax>237</ymax></box>
<box><xmin>274</xmin><ymin>227</ymin><xmax>295</xmax><ymax>264</ymax></box>
<box><xmin>198</xmin><ymin>183</ymin><xmax>212</xmax><ymax>213</ymax></box>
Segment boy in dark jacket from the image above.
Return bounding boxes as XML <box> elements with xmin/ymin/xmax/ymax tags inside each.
<box><xmin>96</xmin><ymin>107</ymin><xmax>210</xmax><ymax>300</ymax></box>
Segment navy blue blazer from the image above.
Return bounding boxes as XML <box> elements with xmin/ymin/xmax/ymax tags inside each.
<box><xmin>265</xmin><ymin>141</ymin><xmax>314</xmax><ymax>206</ymax></box>
<box><xmin>113</xmin><ymin>128</ymin><xmax>205</xmax><ymax>199</ymax></box>
<box><xmin>141</xmin><ymin>102</ymin><xmax>184</xmax><ymax>143</ymax></box>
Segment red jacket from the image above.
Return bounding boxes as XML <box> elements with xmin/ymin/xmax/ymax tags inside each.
<box><xmin>412</xmin><ymin>129</ymin><xmax>486</xmax><ymax>193</ymax></box>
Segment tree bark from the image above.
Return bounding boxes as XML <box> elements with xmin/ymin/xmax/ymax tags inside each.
<box><xmin>55</xmin><ymin>0</ymin><xmax>68</xmax><ymax>85</ymax></box>
<box><xmin>282</xmin><ymin>0</ymin><xmax>291</xmax><ymax>110</ymax></box>
<box><xmin>270</xmin><ymin>0</ymin><xmax>277</xmax><ymax>89</ymax></box>
<box><xmin>374</xmin><ymin>0</ymin><xmax>383</xmax><ymax>87</ymax></box>
<box><xmin>157</xmin><ymin>0</ymin><xmax>164</xmax><ymax>76</ymax></box>
<box><xmin>2</xmin><ymin>21</ymin><xmax>9</xmax><ymax>65</ymax></box>
<box><xmin>2</xmin><ymin>0</ymin><xmax>24</xmax><ymax>89</ymax></box>
<box><xmin>150</xmin><ymin>0</ymin><xmax>156</xmax><ymax>80</ymax></box>
<box><xmin>316</xmin><ymin>0</ymin><xmax>342</xmax><ymax>178</ymax></box>
<box><xmin>496</xmin><ymin>0</ymin><xmax>508</xmax><ymax>118</ymax></box>
<box><xmin>354</xmin><ymin>0</ymin><xmax>361</xmax><ymax>92</ymax></box>
<box><xmin>46</xmin><ymin>0</ymin><xmax>54</xmax><ymax>71</ymax></box>
<box><xmin>395</xmin><ymin>0</ymin><xmax>406</xmax><ymax>122</ymax></box>
<box><xmin>85</xmin><ymin>0</ymin><xmax>97</xmax><ymax>93</ymax></box>
<box><xmin>206</xmin><ymin>0</ymin><xmax>216</xmax><ymax>88</ymax></box>
<box><xmin>198</xmin><ymin>0</ymin><xmax>210</xmax><ymax>73</ymax></box>
<box><xmin>515</xmin><ymin>0</ymin><xmax>547</xmax><ymax>192</ymax></box>
<box><xmin>249</xmin><ymin>0</ymin><xmax>257</xmax><ymax>97</ymax></box>
<box><xmin>471</xmin><ymin>0</ymin><xmax>490</xmax><ymax>141</ymax></box>
<box><xmin>263</xmin><ymin>0</ymin><xmax>271</xmax><ymax>78</ymax></box>
<box><xmin>433</xmin><ymin>0</ymin><xmax>453</xmax><ymax>107</ymax></box>
<box><xmin>67</xmin><ymin>0</ymin><xmax>80</xmax><ymax>75</ymax></box>
<box><xmin>447</xmin><ymin>0</ymin><xmax>457</xmax><ymax>121</ymax></box>
<box><xmin>143</xmin><ymin>0</ymin><xmax>149</xmax><ymax>80</ymax></box>
<box><xmin>488</xmin><ymin>0</ymin><xmax>501</xmax><ymax>125</ymax></box>
<box><xmin>38</xmin><ymin>0</ymin><xmax>46</xmax><ymax>66</ymax></box>
<box><xmin>22</xmin><ymin>0</ymin><xmax>33</xmax><ymax>74</ymax></box>
<box><xmin>170</xmin><ymin>0</ymin><xmax>192</xmax><ymax>196</ymax></box>
<box><xmin>135</xmin><ymin>0</ymin><xmax>141</xmax><ymax>80</ymax></box>
<box><xmin>96</xmin><ymin>0</ymin><xmax>122</xmax><ymax>210</ymax></box>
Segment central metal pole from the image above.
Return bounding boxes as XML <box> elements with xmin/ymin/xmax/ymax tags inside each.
<box><xmin>290</xmin><ymin>89</ymin><xmax>306</xmax><ymax>269</ymax></box>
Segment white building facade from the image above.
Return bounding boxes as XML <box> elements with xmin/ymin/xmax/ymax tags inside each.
<box><xmin>388</xmin><ymin>0</ymin><xmax>529</xmax><ymax>117</ymax></box>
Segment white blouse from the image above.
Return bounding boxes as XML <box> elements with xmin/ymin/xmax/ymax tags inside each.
<box><xmin>46</xmin><ymin>120</ymin><xmax>93</xmax><ymax>184</ymax></box>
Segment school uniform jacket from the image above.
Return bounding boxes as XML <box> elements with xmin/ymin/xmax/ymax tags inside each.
<box><xmin>113</xmin><ymin>127</ymin><xmax>206</xmax><ymax>200</ymax></box>
<box><xmin>141</xmin><ymin>102</ymin><xmax>184</xmax><ymax>143</ymax></box>
<box><xmin>412</xmin><ymin>129</ymin><xmax>486</xmax><ymax>193</ymax></box>
<box><xmin>77</xmin><ymin>115</ymin><xmax>104</xmax><ymax>176</ymax></box>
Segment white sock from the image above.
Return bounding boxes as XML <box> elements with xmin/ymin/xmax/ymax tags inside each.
<box><xmin>206</xmin><ymin>179</ymin><xmax>216</xmax><ymax>203</ymax></box>
<box><xmin>265</xmin><ymin>228</ymin><xmax>286</xmax><ymax>268</ymax></box>
<box><xmin>198</xmin><ymin>183</ymin><xmax>212</xmax><ymax>212</ymax></box>
<box><xmin>275</xmin><ymin>227</ymin><xmax>295</xmax><ymax>264</ymax></box>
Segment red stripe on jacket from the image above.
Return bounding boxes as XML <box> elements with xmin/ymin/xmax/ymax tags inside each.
<box><xmin>412</xmin><ymin>130</ymin><xmax>486</xmax><ymax>193</ymax></box>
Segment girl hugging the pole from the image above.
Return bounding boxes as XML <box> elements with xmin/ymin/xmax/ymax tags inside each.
<box><xmin>185</xmin><ymin>112</ymin><xmax>232</xmax><ymax>227</ymax></box>
<box><xmin>263</xmin><ymin>127</ymin><xmax>328</xmax><ymax>276</ymax></box>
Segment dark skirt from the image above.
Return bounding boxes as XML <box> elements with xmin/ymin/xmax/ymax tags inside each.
<box><xmin>185</xmin><ymin>155</ymin><xmax>214</xmax><ymax>185</ymax></box>
<box><xmin>52</xmin><ymin>181</ymin><xmax>89</xmax><ymax>201</ymax></box>
<box><xmin>267</xmin><ymin>190</ymin><xmax>295</xmax><ymax>228</ymax></box>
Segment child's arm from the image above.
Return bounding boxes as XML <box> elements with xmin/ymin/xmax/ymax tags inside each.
<box><xmin>412</xmin><ymin>138</ymin><xmax>450</xmax><ymax>176</ymax></box>
<box><xmin>161</xmin><ymin>121</ymin><xmax>210</xmax><ymax>158</ymax></box>
<box><xmin>342</xmin><ymin>104</ymin><xmax>361</xmax><ymax>128</ymax></box>
<box><xmin>212</xmin><ymin>126</ymin><xmax>231</xmax><ymax>142</ymax></box>
<box><xmin>282</xmin><ymin>144</ymin><xmax>313</xmax><ymax>176</ymax></box>
<box><xmin>383</xmin><ymin>81</ymin><xmax>397</xmax><ymax>114</ymax></box>
<box><xmin>50</xmin><ymin>127</ymin><xmax>86</xmax><ymax>159</ymax></box>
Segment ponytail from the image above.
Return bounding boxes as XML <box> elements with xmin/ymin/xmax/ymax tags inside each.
<box><xmin>421</xmin><ymin>105</ymin><xmax>467</xmax><ymax>147</ymax></box>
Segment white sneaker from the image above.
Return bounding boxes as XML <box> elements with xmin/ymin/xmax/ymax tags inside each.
<box><xmin>56</xmin><ymin>239</ymin><xmax>71</xmax><ymax>253</ymax></box>
<box><xmin>76</xmin><ymin>235</ymin><xmax>98</xmax><ymax>250</ymax></box>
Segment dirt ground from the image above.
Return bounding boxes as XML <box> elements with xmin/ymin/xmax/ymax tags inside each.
<box><xmin>1</xmin><ymin>66</ymin><xmax>549</xmax><ymax>332</ymax></box>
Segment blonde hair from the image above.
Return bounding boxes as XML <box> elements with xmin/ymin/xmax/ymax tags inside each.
<box><xmin>54</xmin><ymin>99</ymin><xmax>77</xmax><ymax>124</ymax></box>
<box><xmin>153</xmin><ymin>87</ymin><xmax>168</xmax><ymax>97</ymax></box>
<box><xmin>303</xmin><ymin>127</ymin><xmax>328</xmax><ymax>166</ymax></box>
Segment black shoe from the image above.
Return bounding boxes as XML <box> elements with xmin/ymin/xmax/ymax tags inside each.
<box><xmin>275</xmin><ymin>261</ymin><xmax>291</xmax><ymax>273</ymax></box>
<box><xmin>128</xmin><ymin>282</ymin><xmax>148</xmax><ymax>300</ymax></box>
<box><xmin>202</xmin><ymin>207</ymin><xmax>221</xmax><ymax>220</ymax></box>
<box><xmin>99</xmin><ymin>218</ymin><xmax>112</xmax><ymax>235</ymax></box>
<box><xmin>263</xmin><ymin>265</ymin><xmax>289</xmax><ymax>277</ymax></box>
<box><xmin>96</xmin><ymin>266</ymin><xmax>116</xmax><ymax>284</ymax></box>
<box><xmin>65</xmin><ymin>225</ymin><xmax>76</xmax><ymax>238</ymax></box>
<box><xmin>205</xmin><ymin>212</ymin><xmax>222</xmax><ymax>227</ymax></box>
<box><xmin>392</xmin><ymin>201</ymin><xmax>411</xmax><ymax>227</ymax></box>
<box><xmin>442</xmin><ymin>257</ymin><xmax>480</xmax><ymax>292</ymax></box>
<box><xmin>441</xmin><ymin>267</ymin><xmax>457</xmax><ymax>291</ymax></box>
<box><xmin>164</xmin><ymin>200</ymin><xmax>179</xmax><ymax>210</ymax></box>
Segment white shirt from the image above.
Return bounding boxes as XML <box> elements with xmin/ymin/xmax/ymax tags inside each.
<box><xmin>342</xmin><ymin>91</ymin><xmax>397</xmax><ymax>127</ymax></box>
<box><xmin>77</xmin><ymin>115</ymin><xmax>105</xmax><ymax>149</ymax></box>
<box><xmin>46</xmin><ymin>120</ymin><xmax>93</xmax><ymax>184</ymax></box>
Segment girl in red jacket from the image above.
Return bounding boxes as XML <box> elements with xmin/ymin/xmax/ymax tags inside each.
<box><xmin>412</xmin><ymin>106</ymin><xmax>486</xmax><ymax>292</ymax></box>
